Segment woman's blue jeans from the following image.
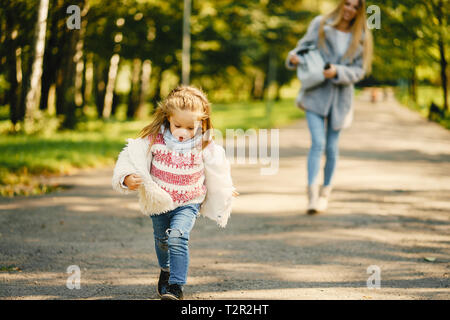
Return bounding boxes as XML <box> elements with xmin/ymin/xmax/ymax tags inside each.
<box><xmin>306</xmin><ymin>110</ymin><xmax>342</xmax><ymax>187</ymax></box>
<box><xmin>150</xmin><ymin>203</ymin><xmax>201</xmax><ymax>285</ymax></box>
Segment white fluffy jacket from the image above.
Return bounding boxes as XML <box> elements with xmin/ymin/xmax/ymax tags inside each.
<box><xmin>111</xmin><ymin>137</ymin><xmax>234</xmax><ymax>227</ymax></box>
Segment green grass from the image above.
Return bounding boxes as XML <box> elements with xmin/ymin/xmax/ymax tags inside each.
<box><xmin>212</xmin><ymin>98</ymin><xmax>304</xmax><ymax>130</ymax></box>
<box><xmin>394</xmin><ymin>85</ymin><xmax>450</xmax><ymax>129</ymax></box>
<box><xmin>0</xmin><ymin>265</ymin><xmax>22</xmax><ymax>272</ymax></box>
<box><xmin>0</xmin><ymin>99</ymin><xmax>303</xmax><ymax>196</ymax></box>
<box><xmin>0</xmin><ymin>119</ymin><xmax>149</xmax><ymax>196</ymax></box>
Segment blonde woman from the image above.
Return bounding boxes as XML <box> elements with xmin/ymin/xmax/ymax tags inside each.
<box><xmin>112</xmin><ymin>86</ymin><xmax>237</xmax><ymax>299</ymax></box>
<box><xmin>286</xmin><ymin>0</ymin><xmax>373</xmax><ymax>214</ymax></box>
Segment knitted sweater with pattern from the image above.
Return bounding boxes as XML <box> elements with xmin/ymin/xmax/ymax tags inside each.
<box><xmin>148</xmin><ymin>132</ymin><xmax>207</xmax><ymax>206</ymax></box>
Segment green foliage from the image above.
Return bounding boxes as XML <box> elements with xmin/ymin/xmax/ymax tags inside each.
<box><xmin>22</xmin><ymin>110</ymin><xmax>62</xmax><ymax>135</ymax></box>
<box><xmin>1</xmin><ymin>0</ymin><xmax>448</xmax><ymax>197</ymax></box>
<box><xmin>189</xmin><ymin>0</ymin><xmax>316</xmax><ymax>99</ymax></box>
<box><xmin>1</xmin><ymin>0</ymin><xmax>448</xmax><ymax>115</ymax></box>
<box><xmin>394</xmin><ymin>85</ymin><xmax>450</xmax><ymax>129</ymax></box>
<box><xmin>372</xmin><ymin>0</ymin><xmax>449</xmax><ymax>106</ymax></box>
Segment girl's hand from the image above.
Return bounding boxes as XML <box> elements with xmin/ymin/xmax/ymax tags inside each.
<box><xmin>232</xmin><ymin>190</ymin><xmax>239</xmax><ymax>197</ymax></box>
<box><xmin>323</xmin><ymin>64</ymin><xmax>337</xmax><ymax>79</ymax></box>
<box><xmin>289</xmin><ymin>55</ymin><xmax>301</xmax><ymax>66</ymax></box>
<box><xmin>124</xmin><ymin>174</ymin><xmax>143</xmax><ymax>190</ymax></box>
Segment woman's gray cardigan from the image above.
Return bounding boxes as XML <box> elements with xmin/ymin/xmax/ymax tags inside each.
<box><xmin>286</xmin><ymin>15</ymin><xmax>366</xmax><ymax>130</ymax></box>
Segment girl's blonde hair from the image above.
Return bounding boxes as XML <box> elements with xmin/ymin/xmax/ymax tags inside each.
<box><xmin>318</xmin><ymin>0</ymin><xmax>374</xmax><ymax>73</ymax></box>
<box><xmin>138</xmin><ymin>85</ymin><xmax>213</xmax><ymax>150</ymax></box>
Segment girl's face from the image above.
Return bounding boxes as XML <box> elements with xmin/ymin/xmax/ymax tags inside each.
<box><xmin>169</xmin><ymin>109</ymin><xmax>202</xmax><ymax>142</ymax></box>
<box><xmin>342</xmin><ymin>0</ymin><xmax>359</xmax><ymax>22</ymax></box>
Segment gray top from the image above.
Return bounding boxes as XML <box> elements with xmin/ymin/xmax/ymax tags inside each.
<box><xmin>286</xmin><ymin>15</ymin><xmax>366</xmax><ymax>130</ymax></box>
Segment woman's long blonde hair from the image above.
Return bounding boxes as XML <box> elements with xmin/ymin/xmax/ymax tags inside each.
<box><xmin>138</xmin><ymin>85</ymin><xmax>213</xmax><ymax>150</ymax></box>
<box><xmin>318</xmin><ymin>0</ymin><xmax>373</xmax><ymax>73</ymax></box>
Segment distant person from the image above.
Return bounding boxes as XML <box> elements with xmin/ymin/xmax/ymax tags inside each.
<box><xmin>112</xmin><ymin>86</ymin><xmax>238</xmax><ymax>300</ymax></box>
<box><xmin>286</xmin><ymin>0</ymin><xmax>373</xmax><ymax>214</ymax></box>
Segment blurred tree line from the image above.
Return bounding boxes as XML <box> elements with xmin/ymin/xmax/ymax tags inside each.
<box><xmin>369</xmin><ymin>0</ymin><xmax>449</xmax><ymax>111</ymax></box>
<box><xmin>0</xmin><ymin>0</ymin><xmax>448</xmax><ymax>132</ymax></box>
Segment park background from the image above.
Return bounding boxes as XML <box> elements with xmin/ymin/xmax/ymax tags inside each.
<box><xmin>0</xmin><ymin>0</ymin><xmax>449</xmax><ymax>300</ymax></box>
<box><xmin>0</xmin><ymin>0</ymin><xmax>448</xmax><ymax>195</ymax></box>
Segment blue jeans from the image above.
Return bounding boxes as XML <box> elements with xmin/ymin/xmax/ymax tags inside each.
<box><xmin>150</xmin><ymin>203</ymin><xmax>201</xmax><ymax>285</ymax></box>
<box><xmin>306</xmin><ymin>110</ymin><xmax>341</xmax><ymax>186</ymax></box>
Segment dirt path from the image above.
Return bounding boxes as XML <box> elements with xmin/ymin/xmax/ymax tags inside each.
<box><xmin>1</xmin><ymin>92</ymin><xmax>449</xmax><ymax>300</ymax></box>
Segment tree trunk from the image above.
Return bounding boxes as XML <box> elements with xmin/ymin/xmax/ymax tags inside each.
<box><xmin>151</xmin><ymin>70</ymin><xmax>162</xmax><ymax>114</ymax></box>
<box><xmin>182</xmin><ymin>0</ymin><xmax>191</xmax><ymax>85</ymax></box>
<box><xmin>83</xmin><ymin>53</ymin><xmax>94</xmax><ymax>106</ymax></box>
<box><xmin>61</xmin><ymin>23</ymin><xmax>80</xmax><ymax>129</ymax></box>
<box><xmin>55</xmin><ymin>36</ymin><xmax>68</xmax><ymax>116</ymax></box>
<box><xmin>39</xmin><ymin>0</ymin><xmax>60</xmax><ymax>111</ymax></box>
<box><xmin>252</xmin><ymin>72</ymin><xmax>265</xmax><ymax>100</ymax></box>
<box><xmin>4</xmin><ymin>8</ymin><xmax>20</xmax><ymax>125</ymax></box>
<box><xmin>265</xmin><ymin>51</ymin><xmax>277</xmax><ymax>117</ymax></box>
<box><xmin>127</xmin><ymin>58</ymin><xmax>142</xmax><ymax>119</ymax></box>
<box><xmin>436</xmin><ymin>0</ymin><xmax>448</xmax><ymax>112</ymax></box>
<box><xmin>102</xmin><ymin>53</ymin><xmax>120</xmax><ymax>118</ymax></box>
<box><xmin>409</xmin><ymin>43</ymin><xmax>417</xmax><ymax>103</ymax></box>
<box><xmin>136</xmin><ymin>59</ymin><xmax>152</xmax><ymax>118</ymax></box>
<box><xmin>54</xmin><ymin>0</ymin><xmax>71</xmax><ymax>116</ymax></box>
<box><xmin>24</xmin><ymin>0</ymin><xmax>49</xmax><ymax>121</ymax></box>
<box><xmin>18</xmin><ymin>46</ymin><xmax>29</xmax><ymax>122</ymax></box>
<box><xmin>74</xmin><ymin>3</ymin><xmax>89</xmax><ymax>109</ymax></box>
<box><xmin>275</xmin><ymin>84</ymin><xmax>281</xmax><ymax>101</ymax></box>
<box><xmin>81</xmin><ymin>51</ymin><xmax>88</xmax><ymax>109</ymax></box>
<box><xmin>438</xmin><ymin>39</ymin><xmax>447</xmax><ymax>112</ymax></box>
<box><xmin>94</xmin><ymin>57</ymin><xmax>108</xmax><ymax>118</ymax></box>
<box><xmin>59</xmin><ymin>0</ymin><xmax>85</xmax><ymax>129</ymax></box>
<box><xmin>111</xmin><ymin>92</ymin><xmax>120</xmax><ymax>116</ymax></box>
<box><xmin>409</xmin><ymin>69</ymin><xmax>417</xmax><ymax>103</ymax></box>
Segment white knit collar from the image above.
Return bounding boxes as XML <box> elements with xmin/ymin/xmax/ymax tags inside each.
<box><xmin>160</xmin><ymin>123</ymin><xmax>203</xmax><ymax>154</ymax></box>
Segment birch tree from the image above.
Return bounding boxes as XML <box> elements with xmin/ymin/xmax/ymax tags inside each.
<box><xmin>24</xmin><ymin>0</ymin><xmax>49</xmax><ymax>123</ymax></box>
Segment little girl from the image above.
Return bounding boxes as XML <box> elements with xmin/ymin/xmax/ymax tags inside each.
<box><xmin>112</xmin><ymin>85</ymin><xmax>237</xmax><ymax>300</ymax></box>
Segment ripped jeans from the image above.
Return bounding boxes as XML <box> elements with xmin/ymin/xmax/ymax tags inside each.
<box><xmin>150</xmin><ymin>203</ymin><xmax>201</xmax><ymax>285</ymax></box>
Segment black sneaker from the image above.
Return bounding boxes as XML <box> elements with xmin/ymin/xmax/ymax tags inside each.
<box><xmin>157</xmin><ymin>270</ymin><xmax>170</xmax><ymax>297</ymax></box>
<box><xmin>161</xmin><ymin>284</ymin><xmax>184</xmax><ymax>300</ymax></box>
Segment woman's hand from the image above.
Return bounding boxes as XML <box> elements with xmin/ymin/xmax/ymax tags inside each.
<box><xmin>124</xmin><ymin>174</ymin><xmax>143</xmax><ymax>190</ymax></box>
<box><xmin>232</xmin><ymin>190</ymin><xmax>239</xmax><ymax>197</ymax></box>
<box><xmin>323</xmin><ymin>64</ymin><xmax>337</xmax><ymax>79</ymax></box>
<box><xmin>289</xmin><ymin>55</ymin><xmax>301</xmax><ymax>66</ymax></box>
